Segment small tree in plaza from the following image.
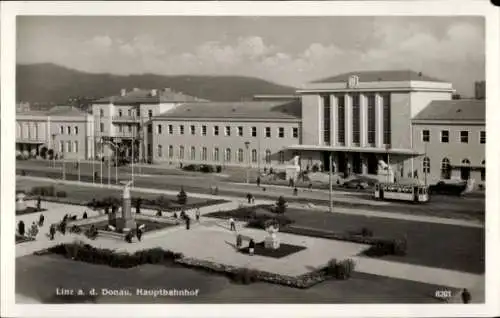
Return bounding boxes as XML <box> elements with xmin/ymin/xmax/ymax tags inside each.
<box><xmin>177</xmin><ymin>187</ymin><xmax>187</xmax><ymax>205</ymax></box>
<box><xmin>275</xmin><ymin>196</ymin><xmax>287</xmax><ymax>214</ymax></box>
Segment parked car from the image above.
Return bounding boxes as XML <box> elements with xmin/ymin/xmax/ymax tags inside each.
<box><xmin>343</xmin><ymin>179</ymin><xmax>369</xmax><ymax>189</ymax></box>
<box><xmin>428</xmin><ymin>181</ymin><xmax>467</xmax><ymax>196</ymax></box>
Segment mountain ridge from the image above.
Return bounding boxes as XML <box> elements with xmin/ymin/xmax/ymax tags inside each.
<box><xmin>16</xmin><ymin>63</ymin><xmax>297</xmax><ymax>104</ymax></box>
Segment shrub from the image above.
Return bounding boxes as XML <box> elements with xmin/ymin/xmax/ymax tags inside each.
<box><xmin>177</xmin><ymin>187</ymin><xmax>188</xmax><ymax>205</ymax></box>
<box><xmin>246</xmin><ymin>214</ymin><xmax>293</xmax><ymax>230</ymax></box>
<box><xmin>56</xmin><ymin>191</ymin><xmax>67</xmax><ymax>198</ymax></box>
<box><xmin>364</xmin><ymin>238</ymin><xmax>407</xmax><ymax>257</ymax></box>
<box><xmin>275</xmin><ymin>196</ymin><xmax>287</xmax><ymax>214</ymax></box>
<box><xmin>361</xmin><ymin>227</ymin><xmax>373</xmax><ymax>237</ymax></box>
<box><xmin>31</xmin><ymin>185</ymin><xmax>56</xmax><ymax>197</ymax></box>
<box><xmin>232</xmin><ymin>268</ymin><xmax>258</xmax><ymax>285</ymax></box>
<box><xmin>200</xmin><ymin>165</ymin><xmax>215</xmax><ymax>173</ymax></box>
<box><xmin>182</xmin><ymin>164</ymin><xmax>197</xmax><ymax>172</ymax></box>
<box><xmin>326</xmin><ymin>258</ymin><xmax>356</xmax><ymax>280</ymax></box>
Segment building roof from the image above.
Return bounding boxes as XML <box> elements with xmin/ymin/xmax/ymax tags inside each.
<box><xmin>17</xmin><ymin>106</ymin><xmax>88</xmax><ymax>117</ymax></box>
<box><xmin>413</xmin><ymin>99</ymin><xmax>485</xmax><ymax>121</ymax></box>
<box><xmin>311</xmin><ymin>70</ymin><xmax>446</xmax><ymax>84</ymax></box>
<box><xmin>155</xmin><ymin>100</ymin><xmax>301</xmax><ymax>120</ymax></box>
<box><xmin>94</xmin><ymin>88</ymin><xmax>208</xmax><ymax>104</ymax></box>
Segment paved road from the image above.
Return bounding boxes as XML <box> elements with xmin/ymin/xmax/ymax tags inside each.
<box><xmin>17</xmin><ymin>161</ymin><xmax>485</xmax><ymax>221</ymax></box>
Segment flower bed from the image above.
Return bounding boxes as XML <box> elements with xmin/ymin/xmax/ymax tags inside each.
<box><xmin>41</xmin><ymin>243</ymin><xmax>356</xmax><ymax>289</ymax></box>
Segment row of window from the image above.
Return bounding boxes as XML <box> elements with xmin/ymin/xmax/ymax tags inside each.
<box><xmin>59</xmin><ymin>141</ymin><xmax>79</xmax><ymax>153</ymax></box>
<box><xmin>99</xmin><ymin>108</ymin><xmax>153</xmax><ymax>118</ymax></box>
<box><xmin>322</xmin><ymin>93</ymin><xmax>390</xmax><ymax>145</ymax></box>
<box><xmin>422</xmin><ymin>157</ymin><xmax>485</xmax><ymax>180</ymax></box>
<box><xmin>422</xmin><ymin>130</ymin><xmax>485</xmax><ymax>144</ymax></box>
<box><xmin>156</xmin><ymin>124</ymin><xmax>299</xmax><ymax>139</ymax></box>
<box><xmin>59</xmin><ymin>125</ymin><xmax>79</xmax><ymax>136</ymax></box>
<box><xmin>157</xmin><ymin>145</ymin><xmax>286</xmax><ymax>164</ymax></box>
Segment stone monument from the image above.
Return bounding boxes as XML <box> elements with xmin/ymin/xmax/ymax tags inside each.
<box><xmin>115</xmin><ymin>181</ymin><xmax>136</xmax><ymax>231</ymax></box>
<box><xmin>16</xmin><ymin>192</ymin><xmax>26</xmax><ymax>212</ymax></box>
<box><xmin>264</xmin><ymin>222</ymin><xmax>280</xmax><ymax>250</ymax></box>
<box><xmin>285</xmin><ymin>155</ymin><xmax>301</xmax><ymax>182</ymax></box>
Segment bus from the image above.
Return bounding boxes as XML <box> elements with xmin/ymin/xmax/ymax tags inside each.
<box><xmin>374</xmin><ymin>183</ymin><xmax>430</xmax><ymax>203</ymax></box>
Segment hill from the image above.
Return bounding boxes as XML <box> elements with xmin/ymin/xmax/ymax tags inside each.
<box><xmin>16</xmin><ymin>63</ymin><xmax>296</xmax><ymax>104</ymax></box>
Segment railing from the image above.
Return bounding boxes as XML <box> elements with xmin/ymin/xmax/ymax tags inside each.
<box><xmin>112</xmin><ymin>115</ymin><xmax>140</xmax><ymax>122</ymax></box>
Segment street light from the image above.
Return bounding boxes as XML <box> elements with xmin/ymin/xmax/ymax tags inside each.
<box><xmin>51</xmin><ymin>133</ymin><xmax>57</xmax><ymax>168</ymax></box>
<box><xmin>244</xmin><ymin>141</ymin><xmax>250</xmax><ymax>184</ymax></box>
<box><xmin>329</xmin><ymin>152</ymin><xmax>333</xmax><ymax>214</ymax></box>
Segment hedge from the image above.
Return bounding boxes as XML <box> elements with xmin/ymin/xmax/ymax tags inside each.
<box><xmin>47</xmin><ymin>242</ymin><xmax>184</xmax><ymax>268</ymax></box>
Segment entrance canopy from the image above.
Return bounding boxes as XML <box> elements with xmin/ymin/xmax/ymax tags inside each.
<box><xmin>15</xmin><ymin>140</ymin><xmax>45</xmax><ymax>145</ymax></box>
<box><xmin>286</xmin><ymin>144</ymin><xmax>423</xmax><ymax>157</ymax></box>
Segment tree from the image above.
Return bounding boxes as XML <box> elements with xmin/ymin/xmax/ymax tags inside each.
<box><xmin>177</xmin><ymin>187</ymin><xmax>188</xmax><ymax>205</ymax></box>
<box><xmin>275</xmin><ymin>196</ymin><xmax>287</xmax><ymax>214</ymax></box>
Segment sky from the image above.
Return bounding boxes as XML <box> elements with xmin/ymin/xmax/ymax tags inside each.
<box><xmin>17</xmin><ymin>16</ymin><xmax>485</xmax><ymax>95</ymax></box>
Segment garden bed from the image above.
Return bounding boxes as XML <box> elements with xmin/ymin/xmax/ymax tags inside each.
<box><xmin>15</xmin><ymin>207</ymin><xmax>47</xmax><ymax>216</ymax></box>
<box><xmin>39</xmin><ymin>242</ymin><xmax>355</xmax><ymax>289</ymax></box>
<box><xmin>239</xmin><ymin>241</ymin><xmax>306</xmax><ymax>258</ymax></box>
<box><xmin>16</xmin><ymin>234</ymin><xmax>36</xmax><ymax>244</ymax></box>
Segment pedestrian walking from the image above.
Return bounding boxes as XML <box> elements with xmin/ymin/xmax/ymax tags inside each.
<box><xmin>49</xmin><ymin>224</ymin><xmax>56</xmax><ymax>240</ymax></box>
<box><xmin>18</xmin><ymin>220</ymin><xmax>25</xmax><ymax>236</ymax></box>
<box><xmin>173</xmin><ymin>212</ymin><xmax>178</xmax><ymax>219</ymax></box>
<box><xmin>38</xmin><ymin>213</ymin><xmax>45</xmax><ymax>227</ymax></box>
<box><xmin>186</xmin><ymin>217</ymin><xmax>191</xmax><ymax>230</ymax></box>
<box><xmin>246</xmin><ymin>193</ymin><xmax>252</xmax><ymax>204</ymax></box>
<box><xmin>236</xmin><ymin>234</ymin><xmax>242</xmax><ymax>249</ymax></box>
<box><xmin>288</xmin><ymin>177</ymin><xmax>293</xmax><ymax>187</ymax></box>
<box><xmin>37</xmin><ymin>196</ymin><xmax>42</xmax><ymax>211</ymax></box>
<box><xmin>83</xmin><ymin>211</ymin><xmax>88</xmax><ymax>219</ymax></box>
<box><xmin>195</xmin><ymin>208</ymin><xmax>201</xmax><ymax>222</ymax></box>
<box><xmin>308</xmin><ymin>182</ymin><xmax>313</xmax><ymax>191</ymax></box>
<box><xmin>136</xmin><ymin>228</ymin><xmax>142</xmax><ymax>241</ymax></box>
<box><xmin>263</xmin><ymin>167</ymin><xmax>267</xmax><ymax>174</ymax></box>
<box><xmin>293</xmin><ymin>187</ymin><xmax>298</xmax><ymax>196</ymax></box>
<box><xmin>229</xmin><ymin>217</ymin><xmax>236</xmax><ymax>231</ymax></box>
<box><xmin>461</xmin><ymin>288</ymin><xmax>471</xmax><ymax>304</ymax></box>
<box><xmin>249</xmin><ymin>239</ymin><xmax>255</xmax><ymax>256</ymax></box>
<box><xmin>256</xmin><ymin>176</ymin><xmax>261</xmax><ymax>187</ymax></box>
<box><xmin>251</xmin><ymin>195</ymin><xmax>255</xmax><ymax>204</ymax></box>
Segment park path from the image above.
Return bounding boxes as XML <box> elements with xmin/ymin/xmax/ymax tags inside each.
<box><xmin>17</xmin><ymin>176</ymin><xmax>483</xmax><ymax>228</ymax></box>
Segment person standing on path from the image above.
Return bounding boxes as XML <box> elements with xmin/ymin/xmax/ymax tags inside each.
<box><xmin>461</xmin><ymin>288</ymin><xmax>471</xmax><ymax>304</ymax></box>
<box><xmin>49</xmin><ymin>224</ymin><xmax>56</xmax><ymax>240</ymax></box>
<box><xmin>37</xmin><ymin>196</ymin><xmax>42</xmax><ymax>211</ymax></box>
<box><xmin>256</xmin><ymin>176</ymin><xmax>261</xmax><ymax>187</ymax></box>
<box><xmin>229</xmin><ymin>217</ymin><xmax>236</xmax><ymax>231</ymax></box>
<box><xmin>195</xmin><ymin>208</ymin><xmax>201</xmax><ymax>222</ymax></box>
<box><xmin>186</xmin><ymin>217</ymin><xmax>191</xmax><ymax>230</ymax></box>
<box><xmin>38</xmin><ymin>213</ymin><xmax>45</xmax><ymax>227</ymax></box>
<box><xmin>248</xmin><ymin>239</ymin><xmax>255</xmax><ymax>256</ymax></box>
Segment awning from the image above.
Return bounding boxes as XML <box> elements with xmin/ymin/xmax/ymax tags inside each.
<box><xmin>286</xmin><ymin>144</ymin><xmax>423</xmax><ymax>156</ymax></box>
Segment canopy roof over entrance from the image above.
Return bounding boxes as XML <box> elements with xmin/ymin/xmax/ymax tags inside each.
<box><xmin>286</xmin><ymin>144</ymin><xmax>423</xmax><ymax>157</ymax></box>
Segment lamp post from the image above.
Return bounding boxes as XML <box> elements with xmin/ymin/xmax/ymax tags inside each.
<box><xmin>244</xmin><ymin>141</ymin><xmax>250</xmax><ymax>184</ymax></box>
<box><xmin>329</xmin><ymin>152</ymin><xmax>333</xmax><ymax>214</ymax></box>
<box><xmin>424</xmin><ymin>142</ymin><xmax>428</xmax><ymax>187</ymax></box>
<box><xmin>385</xmin><ymin>144</ymin><xmax>391</xmax><ymax>183</ymax></box>
<box><xmin>51</xmin><ymin>133</ymin><xmax>56</xmax><ymax>168</ymax></box>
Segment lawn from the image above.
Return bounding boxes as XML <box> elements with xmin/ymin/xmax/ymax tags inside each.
<box><xmin>284</xmin><ymin>207</ymin><xmax>484</xmax><ymax>274</ymax></box>
<box><xmin>16</xmin><ymin>179</ymin><xmax>227</xmax><ymax>211</ymax></box>
<box><xmin>16</xmin><ymin>254</ymin><xmax>447</xmax><ymax>304</ymax></box>
<box><xmin>204</xmin><ymin>206</ymin><xmax>484</xmax><ymax>274</ymax></box>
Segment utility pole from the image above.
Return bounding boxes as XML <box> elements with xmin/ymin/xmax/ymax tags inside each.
<box><xmin>329</xmin><ymin>152</ymin><xmax>333</xmax><ymax>213</ymax></box>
